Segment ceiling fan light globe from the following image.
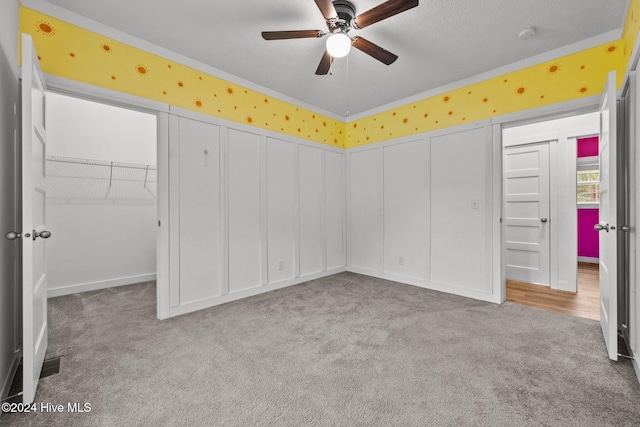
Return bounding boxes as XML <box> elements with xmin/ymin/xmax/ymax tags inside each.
<box><xmin>326</xmin><ymin>32</ymin><xmax>351</xmax><ymax>58</ymax></box>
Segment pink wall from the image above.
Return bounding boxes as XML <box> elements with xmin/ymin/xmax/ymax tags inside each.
<box><xmin>577</xmin><ymin>136</ymin><xmax>599</xmax><ymax>259</ymax></box>
<box><xmin>577</xmin><ymin>136</ymin><xmax>598</xmax><ymax>158</ymax></box>
<box><xmin>578</xmin><ymin>208</ymin><xmax>599</xmax><ymax>258</ymax></box>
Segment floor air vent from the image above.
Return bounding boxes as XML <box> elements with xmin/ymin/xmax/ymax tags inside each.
<box><xmin>40</xmin><ymin>356</ymin><xmax>62</xmax><ymax>379</ymax></box>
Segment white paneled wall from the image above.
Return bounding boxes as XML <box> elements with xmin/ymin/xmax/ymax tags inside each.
<box><xmin>163</xmin><ymin>114</ymin><xmax>346</xmax><ymax>318</ymax></box>
<box><xmin>175</xmin><ymin>118</ymin><xmax>221</xmax><ymax>304</ymax></box>
<box><xmin>347</xmin><ymin>125</ymin><xmax>500</xmax><ymax>303</ymax></box>
<box><xmin>430</xmin><ymin>128</ymin><xmax>493</xmax><ymax>294</ymax></box>
<box><xmin>325</xmin><ymin>151</ymin><xmax>346</xmax><ymax>269</ymax></box>
<box><xmin>348</xmin><ymin>148</ymin><xmax>383</xmax><ymax>271</ymax></box>
<box><xmin>299</xmin><ymin>145</ymin><xmax>323</xmax><ymax>276</ymax></box>
<box><xmin>163</xmin><ymin>114</ymin><xmax>498</xmax><ymax>318</ymax></box>
<box><xmin>228</xmin><ymin>129</ymin><xmax>262</xmax><ymax>293</ymax></box>
<box><xmin>383</xmin><ymin>140</ymin><xmax>430</xmax><ymax>280</ymax></box>
<box><xmin>266</xmin><ymin>137</ymin><xmax>296</xmax><ymax>283</ymax></box>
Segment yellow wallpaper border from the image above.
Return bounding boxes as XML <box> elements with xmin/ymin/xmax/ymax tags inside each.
<box><xmin>347</xmin><ymin>0</ymin><xmax>640</xmax><ymax>148</ymax></box>
<box><xmin>20</xmin><ymin>1</ymin><xmax>640</xmax><ymax>150</ymax></box>
<box><xmin>19</xmin><ymin>7</ymin><xmax>346</xmax><ymax>148</ymax></box>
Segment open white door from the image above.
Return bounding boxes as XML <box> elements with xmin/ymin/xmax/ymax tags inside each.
<box><xmin>597</xmin><ymin>71</ymin><xmax>618</xmax><ymax>361</ymax></box>
<box><xmin>21</xmin><ymin>34</ymin><xmax>50</xmax><ymax>402</ymax></box>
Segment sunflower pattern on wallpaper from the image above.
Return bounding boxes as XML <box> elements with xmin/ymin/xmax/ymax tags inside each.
<box><xmin>21</xmin><ymin>8</ymin><xmax>345</xmax><ymax>148</ymax></box>
<box><xmin>347</xmin><ymin>40</ymin><xmax>627</xmax><ymax>147</ymax></box>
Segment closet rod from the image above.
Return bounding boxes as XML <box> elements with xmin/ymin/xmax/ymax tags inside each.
<box><xmin>46</xmin><ymin>155</ymin><xmax>156</xmax><ymax>171</ymax></box>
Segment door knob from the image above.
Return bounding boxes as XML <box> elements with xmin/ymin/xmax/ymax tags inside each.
<box><xmin>5</xmin><ymin>231</ymin><xmax>21</xmax><ymax>240</ymax></box>
<box><xmin>33</xmin><ymin>230</ymin><xmax>52</xmax><ymax>240</ymax></box>
<box><xmin>540</xmin><ymin>218</ymin><xmax>548</xmax><ymax>223</ymax></box>
<box><xmin>594</xmin><ymin>223</ymin><xmax>609</xmax><ymax>232</ymax></box>
<box><xmin>619</xmin><ymin>225</ymin><xmax>631</xmax><ymax>232</ymax></box>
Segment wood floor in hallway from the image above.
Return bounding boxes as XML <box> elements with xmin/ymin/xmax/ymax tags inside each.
<box><xmin>506</xmin><ymin>262</ymin><xmax>599</xmax><ymax>320</ymax></box>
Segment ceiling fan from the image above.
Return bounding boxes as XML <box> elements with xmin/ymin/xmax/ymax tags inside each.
<box><xmin>261</xmin><ymin>0</ymin><xmax>419</xmax><ymax>75</ymax></box>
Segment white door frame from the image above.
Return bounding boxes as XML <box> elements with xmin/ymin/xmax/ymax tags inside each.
<box><xmin>500</xmin><ymin>119</ymin><xmax>601</xmax><ymax>294</ymax></box>
<box><xmin>33</xmin><ymin>74</ymin><xmax>172</xmax><ymax>319</ymax></box>
<box><xmin>493</xmin><ymin>104</ymin><xmax>604</xmax><ymax>303</ymax></box>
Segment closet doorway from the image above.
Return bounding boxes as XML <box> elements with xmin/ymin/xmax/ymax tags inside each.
<box><xmin>45</xmin><ymin>92</ymin><xmax>157</xmax><ymax>298</ymax></box>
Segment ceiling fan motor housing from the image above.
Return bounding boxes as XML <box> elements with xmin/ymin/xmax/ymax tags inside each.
<box><xmin>331</xmin><ymin>0</ymin><xmax>356</xmax><ymax>32</ymax></box>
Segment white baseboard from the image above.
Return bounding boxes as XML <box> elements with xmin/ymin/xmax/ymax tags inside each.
<box><xmin>578</xmin><ymin>257</ymin><xmax>599</xmax><ymax>263</ymax></box>
<box><xmin>346</xmin><ymin>266</ymin><xmax>501</xmax><ymax>304</ymax></box>
<box><xmin>633</xmin><ymin>352</ymin><xmax>640</xmax><ymax>386</ymax></box>
<box><xmin>48</xmin><ymin>273</ymin><xmax>157</xmax><ymax>298</ymax></box>
<box><xmin>159</xmin><ymin>267</ymin><xmax>347</xmax><ymax>319</ymax></box>
<box><xmin>1</xmin><ymin>351</ymin><xmax>20</xmax><ymax>400</ymax></box>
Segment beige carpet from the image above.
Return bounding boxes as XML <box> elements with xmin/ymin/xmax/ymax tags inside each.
<box><xmin>3</xmin><ymin>272</ymin><xmax>640</xmax><ymax>426</ymax></box>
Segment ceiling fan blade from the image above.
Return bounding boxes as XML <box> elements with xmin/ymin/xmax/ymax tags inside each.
<box><xmin>314</xmin><ymin>0</ymin><xmax>338</xmax><ymax>19</ymax></box>
<box><xmin>262</xmin><ymin>30</ymin><xmax>323</xmax><ymax>40</ymax></box>
<box><xmin>352</xmin><ymin>37</ymin><xmax>398</xmax><ymax>65</ymax></box>
<box><xmin>315</xmin><ymin>50</ymin><xmax>334</xmax><ymax>75</ymax></box>
<box><xmin>353</xmin><ymin>0</ymin><xmax>419</xmax><ymax>29</ymax></box>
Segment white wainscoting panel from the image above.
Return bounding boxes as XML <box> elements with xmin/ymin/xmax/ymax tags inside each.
<box><xmin>430</xmin><ymin>127</ymin><xmax>493</xmax><ymax>294</ymax></box>
<box><xmin>325</xmin><ymin>150</ymin><xmax>346</xmax><ymax>269</ymax></box>
<box><xmin>383</xmin><ymin>139</ymin><xmax>430</xmax><ymax>280</ymax></box>
<box><xmin>177</xmin><ymin>117</ymin><xmax>221</xmax><ymax>303</ymax></box>
<box><xmin>162</xmin><ymin>111</ymin><xmax>347</xmax><ymax>318</ymax></box>
<box><xmin>346</xmin><ymin>126</ymin><xmax>497</xmax><ymax>303</ymax></box>
<box><xmin>349</xmin><ymin>148</ymin><xmax>383</xmax><ymax>272</ymax></box>
<box><xmin>228</xmin><ymin>128</ymin><xmax>263</xmax><ymax>293</ymax></box>
<box><xmin>266</xmin><ymin>137</ymin><xmax>296</xmax><ymax>283</ymax></box>
<box><xmin>299</xmin><ymin>145</ymin><xmax>323</xmax><ymax>276</ymax></box>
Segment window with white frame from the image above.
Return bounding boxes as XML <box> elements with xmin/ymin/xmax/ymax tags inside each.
<box><xmin>577</xmin><ymin>156</ymin><xmax>599</xmax><ymax>205</ymax></box>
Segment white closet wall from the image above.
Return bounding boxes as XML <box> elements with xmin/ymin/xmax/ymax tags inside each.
<box><xmin>162</xmin><ymin>113</ymin><xmax>346</xmax><ymax>318</ymax></box>
<box><xmin>347</xmin><ymin>125</ymin><xmax>500</xmax><ymax>303</ymax></box>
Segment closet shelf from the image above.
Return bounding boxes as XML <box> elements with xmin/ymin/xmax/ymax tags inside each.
<box><xmin>46</xmin><ymin>155</ymin><xmax>157</xmax><ymax>202</ymax></box>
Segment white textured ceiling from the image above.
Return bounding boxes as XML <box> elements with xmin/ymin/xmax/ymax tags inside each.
<box><xmin>40</xmin><ymin>0</ymin><xmax>628</xmax><ymax>117</ymax></box>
